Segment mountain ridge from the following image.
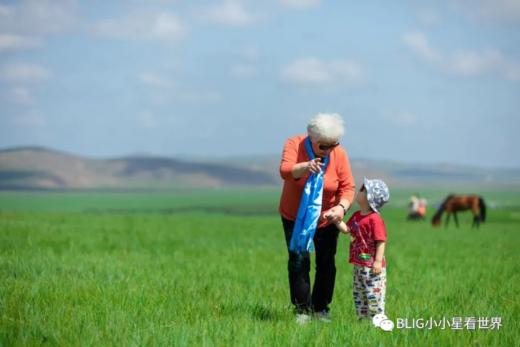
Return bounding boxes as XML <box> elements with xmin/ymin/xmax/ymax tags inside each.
<box><xmin>1</xmin><ymin>146</ymin><xmax>519</xmax><ymax>190</ymax></box>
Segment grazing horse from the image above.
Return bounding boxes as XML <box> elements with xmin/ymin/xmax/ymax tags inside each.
<box><xmin>432</xmin><ymin>194</ymin><xmax>486</xmax><ymax>228</ymax></box>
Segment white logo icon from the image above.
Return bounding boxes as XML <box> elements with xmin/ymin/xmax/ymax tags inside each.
<box><xmin>372</xmin><ymin>314</ymin><xmax>394</xmax><ymax>331</ymax></box>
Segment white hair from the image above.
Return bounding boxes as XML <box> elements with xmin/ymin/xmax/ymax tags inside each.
<box><xmin>307</xmin><ymin>113</ymin><xmax>345</xmax><ymax>143</ymax></box>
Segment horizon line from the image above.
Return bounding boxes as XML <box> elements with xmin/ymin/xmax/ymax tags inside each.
<box><xmin>1</xmin><ymin>145</ymin><xmax>519</xmax><ymax>171</ymax></box>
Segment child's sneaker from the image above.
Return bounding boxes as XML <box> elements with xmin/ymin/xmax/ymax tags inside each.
<box><xmin>295</xmin><ymin>313</ymin><xmax>311</xmax><ymax>325</ymax></box>
<box><xmin>314</xmin><ymin>310</ymin><xmax>331</xmax><ymax>323</ymax></box>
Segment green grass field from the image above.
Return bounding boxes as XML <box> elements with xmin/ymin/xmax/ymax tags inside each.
<box><xmin>1</xmin><ymin>189</ymin><xmax>519</xmax><ymax>346</ymax></box>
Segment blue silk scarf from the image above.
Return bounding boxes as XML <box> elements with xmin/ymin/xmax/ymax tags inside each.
<box><xmin>289</xmin><ymin>137</ymin><xmax>329</xmax><ymax>254</ymax></box>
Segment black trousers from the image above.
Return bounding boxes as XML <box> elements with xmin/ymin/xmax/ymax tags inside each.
<box><xmin>282</xmin><ymin>216</ymin><xmax>340</xmax><ymax>313</ymax></box>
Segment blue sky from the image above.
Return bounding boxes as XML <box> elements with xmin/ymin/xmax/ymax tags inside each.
<box><xmin>0</xmin><ymin>0</ymin><xmax>519</xmax><ymax>168</ymax></box>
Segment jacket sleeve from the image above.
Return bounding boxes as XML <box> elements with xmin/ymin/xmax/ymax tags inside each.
<box><xmin>336</xmin><ymin>147</ymin><xmax>356</xmax><ymax>204</ymax></box>
<box><xmin>279</xmin><ymin>137</ymin><xmax>299</xmax><ymax>181</ymax></box>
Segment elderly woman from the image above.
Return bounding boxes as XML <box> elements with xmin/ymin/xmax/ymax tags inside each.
<box><xmin>279</xmin><ymin>113</ymin><xmax>355</xmax><ymax>324</ymax></box>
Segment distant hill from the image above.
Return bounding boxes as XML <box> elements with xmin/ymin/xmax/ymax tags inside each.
<box><xmin>0</xmin><ymin>147</ymin><xmax>277</xmax><ymax>190</ymax></box>
<box><xmin>206</xmin><ymin>155</ymin><xmax>520</xmax><ymax>189</ymax></box>
<box><xmin>0</xmin><ymin>147</ymin><xmax>519</xmax><ymax>190</ymax></box>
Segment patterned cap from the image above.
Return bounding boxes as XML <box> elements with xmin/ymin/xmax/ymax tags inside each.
<box><xmin>363</xmin><ymin>177</ymin><xmax>390</xmax><ymax>213</ymax></box>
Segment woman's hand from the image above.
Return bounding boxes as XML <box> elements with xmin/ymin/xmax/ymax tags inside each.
<box><xmin>322</xmin><ymin>205</ymin><xmax>344</xmax><ymax>223</ymax></box>
<box><xmin>306</xmin><ymin>158</ymin><xmax>323</xmax><ymax>174</ymax></box>
<box><xmin>291</xmin><ymin>158</ymin><xmax>323</xmax><ymax>179</ymax></box>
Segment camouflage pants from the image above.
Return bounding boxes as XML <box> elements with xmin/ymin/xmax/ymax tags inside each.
<box><xmin>353</xmin><ymin>266</ymin><xmax>386</xmax><ymax>318</ymax></box>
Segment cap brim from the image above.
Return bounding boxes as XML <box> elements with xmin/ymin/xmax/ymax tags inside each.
<box><xmin>369</xmin><ymin>202</ymin><xmax>380</xmax><ymax>213</ymax></box>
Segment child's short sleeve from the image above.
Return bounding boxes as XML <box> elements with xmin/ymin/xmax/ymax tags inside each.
<box><xmin>371</xmin><ymin>214</ymin><xmax>387</xmax><ymax>241</ymax></box>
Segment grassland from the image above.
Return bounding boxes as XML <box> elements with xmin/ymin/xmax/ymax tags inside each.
<box><xmin>0</xmin><ymin>188</ymin><xmax>519</xmax><ymax>346</ymax></box>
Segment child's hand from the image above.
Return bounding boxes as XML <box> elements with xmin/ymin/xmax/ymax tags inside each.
<box><xmin>323</xmin><ymin>206</ymin><xmax>343</xmax><ymax>223</ymax></box>
<box><xmin>372</xmin><ymin>260</ymin><xmax>382</xmax><ymax>275</ymax></box>
<box><xmin>334</xmin><ymin>220</ymin><xmax>349</xmax><ymax>234</ymax></box>
<box><xmin>323</xmin><ymin>210</ymin><xmax>333</xmax><ymax>220</ymax></box>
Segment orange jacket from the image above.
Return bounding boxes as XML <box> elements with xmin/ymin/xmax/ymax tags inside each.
<box><xmin>279</xmin><ymin>134</ymin><xmax>356</xmax><ymax>227</ymax></box>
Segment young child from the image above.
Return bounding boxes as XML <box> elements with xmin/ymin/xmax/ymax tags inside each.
<box><xmin>335</xmin><ymin>177</ymin><xmax>390</xmax><ymax>320</ymax></box>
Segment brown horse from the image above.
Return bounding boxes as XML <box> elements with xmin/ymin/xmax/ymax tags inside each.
<box><xmin>432</xmin><ymin>194</ymin><xmax>486</xmax><ymax>228</ymax></box>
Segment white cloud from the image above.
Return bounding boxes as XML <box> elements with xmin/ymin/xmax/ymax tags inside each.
<box><xmin>450</xmin><ymin>49</ymin><xmax>520</xmax><ymax>81</ymax></box>
<box><xmin>12</xmin><ymin>111</ymin><xmax>47</xmax><ymax>127</ymax></box>
<box><xmin>0</xmin><ymin>34</ymin><xmax>42</xmax><ymax>51</ymax></box>
<box><xmin>449</xmin><ymin>49</ymin><xmax>502</xmax><ymax>76</ymax></box>
<box><xmin>416</xmin><ymin>8</ymin><xmax>442</xmax><ymax>27</ymax></box>
<box><xmin>280</xmin><ymin>0</ymin><xmax>321</xmax><ymax>9</ymax></box>
<box><xmin>402</xmin><ymin>32</ymin><xmax>443</xmax><ymax>63</ymax></box>
<box><xmin>231</xmin><ymin>64</ymin><xmax>257</xmax><ymax>78</ymax></box>
<box><xmin>200</xmin><ymin>1</ymin><xmax>257</xmax><ymax>27</ymax></box>
<box><xmin>330</xmin><ymin>61</ymin><xmax>364</xmax><ymax>80</ymax></box>
<box><xmin>177</xmin><ymin>91</ymin><xmax>221</xmax><ymax>103</ymax></box>
<box><xmin>453</xmin><ymin>0</ymin><xmax>520</xmax><ymax>24</ymax></box>
<box><xmin>140</xmin><ymin>75</ymin><xmax>221</xmax><ymax>103</ymax></box>
<box><xmin>137</xmin><ymin>110</ymin><xmax>159</xmax><ymax>129</ymax></box>
<box><xmin>384</xmin><ymin>110</ymin><xmax>417</xmax><ymax>127</ymax></box>
<box><xmin>147</xmin><ymin>89</ymin><xmax>221</xmax><ymax>104</ymax></box>
<box><xmin>242</xmin><ymin>45</ymin><xmax>259</xmax><ymax>61</ymax></box>
<box><xmin>1</xmin><ymin>63</ymin><xmax>52</xmax><ymax>83</ymax></box>
<box><xmin>504</xmin><ymin>63</ymin><xmax>520</xmax><ymax>81</ymax></box>
<box><xmin>92</xmin><ymin>12</ymin><xmax>187</xmax><ymax>42</ymax></box>
<box><xmin>0</xmin><ymin>5</ymin><xmax>11</xmax><ymax>17</ymax></box>
<box><xmin>0</xmin><ymin>0</ymin><xmax>77</xmax><ymax>36</ymax></box>
<box><xmin>282</xmin><ymin>58</ymin><xmax>331</xmax><ymax>83</ymax></box>
<box><xmin>7</xmin><ymin>86</ymin><xmax>32</xmax><ymax>104</ymax></box>
<box><xmin>139</xmin><ymin>70</ymin><xmax>222</xmax><ymax>104</ymax></box>
<box><xmin>403</xmin><ymin>31</ymin><xmax>520</xmax><ymax>81</ymax></box>
<box><xmin>281</xmin><ymin>57</ymin><xmax>363</xmax><ymax>85</ymax></box>
<box><xmin>140</xmin><ymin>73</ymin><xmax>174</xmax><ymax>88</ymax></box>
